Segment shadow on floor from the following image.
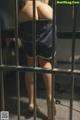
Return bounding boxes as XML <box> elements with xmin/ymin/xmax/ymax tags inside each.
<box><xmin>5</xmin><ymin>97</ymin><xmax>47</xmax><ymax>120</ymax></box>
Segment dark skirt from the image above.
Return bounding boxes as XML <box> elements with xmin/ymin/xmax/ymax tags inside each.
<box><xmin>19</xmin><ymin>20</ymin><xmax>57</xmax><ymax>59</ymax></box>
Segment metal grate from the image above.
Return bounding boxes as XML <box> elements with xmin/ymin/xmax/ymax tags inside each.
<box><xmin>0</xmin><ymin>0</ymin><xmax>79</xmax><ymax>120</ymax></box>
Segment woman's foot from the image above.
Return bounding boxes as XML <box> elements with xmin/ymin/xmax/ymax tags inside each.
<box><xmin>28</xmin><ymin>104</ymin><xmax>34</xmax><ymax>112</ymax></box>
<box><xmin>28</xmin><ymin>104</ymin><xmax>41</xmax><ymax>113</ymax></box>
<box><xmin>25</xmin><ymin>104</ymin><xmax>34</xmax><ymax>118</ymax></box>
<box><xmin>26</xmin><ymin>104</ymin><xmax>41</xmax><ymax>118</ymax></box>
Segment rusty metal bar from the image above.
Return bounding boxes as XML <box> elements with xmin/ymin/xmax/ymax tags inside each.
<box><xmin>0</xmin><ymin>71</ymin><xmax>5</xmax><ymax>111</ymax></box>
<box><xmin>0</xmin><ymin>22</ymin><xmax>5</xmax><ymax>110</ymax></box>
<box><xmin>15</xmin><ymin>0</ymin><xmax>20</xmax><ymax>120</ymax></box>
<box><xmin>69</xmin><ymin>3</ymin><xmax>77</xmax><ymax>120</ymax></box>
<box><xmin>1</xmin><ymin>65</ymin><xmax>80</xmax><ymax>75</ymax></box>
<box><xmin>52</xmin><ymin>0</ymin><xmax>57</xmax><ymax>119</ymax></box>
<box><xmin>2</xmin><ymin>30</ymin><xmax>80</xmax><ymax>39</ymax></box>
<box><xmin>32</xmin><ymin>0</ymin><xmax>37</xmax><ymax>120</ymax></box>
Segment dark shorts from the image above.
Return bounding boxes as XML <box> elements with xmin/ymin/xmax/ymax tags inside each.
<box><xmin>19</xmin><ymin>20</ymin><xmax>56</xmax><ymax>59</ymax></box>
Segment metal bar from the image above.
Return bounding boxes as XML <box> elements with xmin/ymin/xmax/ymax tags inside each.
<box><xmin>69</xmin><ymin>3</ymin><xmax>77</xmax><ymax>120</ymax></box>
<box><xmin>52</xmin><ymin>0</ymin><xmax>57</xmax><ymax>64</ymax></box>
<box><xmin>16</xmin><ymin>72</ymin><xmax>20</xmax><ymax>120</ymax></box>
<box><xmin>2</xmin><ymin>30</ymin><xmax>80</xmax><ymax>39</ymax></box>
<box><xmin>1</xmin><ymin>65</ymin><xmax>80</xmax><ymax>75</ymax></box>
<box><xmin>0</xmin><ymin>22</ymin><xmax>3</xmax><ymax>65</ymax></box>
<box><xmin>0</xmin><ymin>21</ymin><xmax>5</xmax><ymax>110</ymax></box>
<box><xmin>15</xmin><ymin>0</ymin><xmax>20</xmax><ymax>120</ymax></box>
<box><xmin>15</xmin><ymin>0</ymin><xmax>19</xmax><ymax>65</ymax></box>
<box><xmin>32</xmin><ymin>0</ymin><xmax>37</xmax><ymax>120</ymax></box>
<box><xmin>52</xmin><ymin>0</ymin><xmax>57</xmax><ymax>119</ymax></box>
<box><xmin>0</xmin><ymin>71</ymin><xmax>5</xmax><ymax>110</ymax></box>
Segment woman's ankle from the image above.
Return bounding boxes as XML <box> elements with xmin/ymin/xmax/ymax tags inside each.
<box><xmin>47</xmin><ymin>98</ymin><xmax>56</xmax><ymax>120</ymax></box>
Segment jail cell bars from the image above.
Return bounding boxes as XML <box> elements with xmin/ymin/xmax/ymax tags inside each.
<box><xmin>0</xmin><ymin>0</ymin><xmax>79</xmax><ymax>120</ymax></box>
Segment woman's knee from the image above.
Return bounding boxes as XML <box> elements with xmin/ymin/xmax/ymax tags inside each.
<box><xmin>39</xmin><ymin>58</ymin><xmax>52</xmax><ymax>69</ymax></box>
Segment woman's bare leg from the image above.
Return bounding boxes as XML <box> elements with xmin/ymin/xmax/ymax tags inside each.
<box><xmin>38</xmin><ymin>58</ymin><xmax>56</xmax><ymax>119</ymax></box>
<box><xmin>25</xmin><ymin>56</ymin><xmax>34</xmax><ymax>110</ymax></box>
<box><xmin>38</xmin><ymin>58</ymin><xmax>52</xmax><ymax>101</ymax></box>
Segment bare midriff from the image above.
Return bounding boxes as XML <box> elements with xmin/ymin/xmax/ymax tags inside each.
<box><xmin>18</xmin><ymin>0</ymin><xmax>53</xmax><ymax>23</ymax></box>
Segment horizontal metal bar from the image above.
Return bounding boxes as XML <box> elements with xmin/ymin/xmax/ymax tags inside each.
<box><xmin>0</xmin><ymin>64</ymin><xmax>80</xmax><ymax>75</ymax></box>
<box><xmin>1</xmin><ymin>30</ymin><xmax>80</xmax><ymax>39</ymax></box>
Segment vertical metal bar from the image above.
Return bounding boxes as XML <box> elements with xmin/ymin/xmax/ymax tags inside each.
<box><xmin>16</xmin><ymin>72</ymin><xmax>20</xmax><ymax>120</ymax></box>
<box><xmin>0</xmin><ymin>22</ymin><xmax>2</xmax><ymax>65</ymax></box>
<box><xmin>33</xmin><ymin>0</ymin><xmax>36</xmax><ymax>66</ymax></box>
<box><xmin>0</xmin><ymin>71</ymin><xmax>5</xmax><ymax>111</ymax></box>
<box><xmin>52</xmin><ymin>0</ymin><xmax>57</xmax><ymax>64</ymax></box>
<box><xmin>0</xmin><ymin>22</ymin><xmax>5</xmax><ymax>110</ymax></box>
<box><xmin>32</xmin><ymin>0</ymin><xmax>37</xmax><ymax>120</ymax></box>
<box><xmin>52</xmin><ymin>0</ymin><xmax>57</xmax><ymax>119</ymax></box>
<box><xmin>69</xmin><ymin>3</ymin><xmax>77</xmax><ymax>120</ymax></box>
<box><xmin>15</xmin><ymin>0</ymin><xmax>20</xmax><ymax>120</ymax></box>
<box><xmin>15</xmin><ymin>0</ymin><xmax>19</xmax><ymax>65</ymax></box>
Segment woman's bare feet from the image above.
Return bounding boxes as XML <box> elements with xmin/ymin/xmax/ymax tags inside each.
<box><xmin>28</xmin><ymin>104</ymin><xmax>34</xmax><ymax>112</ymax></box>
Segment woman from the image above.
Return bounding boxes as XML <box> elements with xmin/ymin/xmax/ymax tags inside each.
<box><xmin>18</xmin><ymin>0</ymin><xmax>56</xmax><ymax>119</ymax></box>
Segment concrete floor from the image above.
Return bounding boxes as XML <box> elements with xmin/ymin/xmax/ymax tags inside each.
<box><xmin>4</xmin><ymin>86</ymin><xmax>80</xmax><ymax>120</ymax></box>
<box><xmin>1</xmin><ymin>62</ymin><xmax>80</xmax><ymax>120</ymax></box>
